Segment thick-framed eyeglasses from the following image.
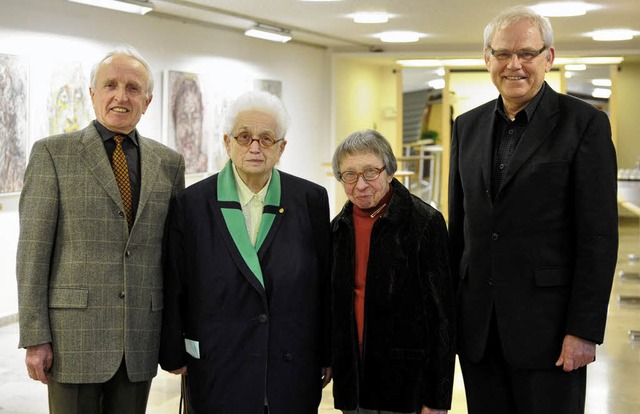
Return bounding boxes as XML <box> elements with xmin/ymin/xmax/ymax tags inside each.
<box><xmin>233</xmin><ymin>132</ymin><xmax>283</xmax><ymax>148</ymax></box>
<box><xmin>487</xmin><ymin>45</ymin><xmax>547</xmax><ymax>62</ymax></box>
<box><xmin>339</xmin><ymin>166</ymin><xmax>386</xmax><ymax>184</ymax></box>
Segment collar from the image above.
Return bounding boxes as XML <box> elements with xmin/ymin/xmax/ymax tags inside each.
<box><xmin>233</xmin><ymin>163</ymin><xmax>270</xmax><ymax>208</ymax></box>
<box><xmin>94</xmin><ymin>119</ymin><xmax>139</xmax><ymax>146</ymax></box>
<box><xmin>495</xmin><ymin>81</ymin><xmax>547</xmax><ymax>123</ymax></box>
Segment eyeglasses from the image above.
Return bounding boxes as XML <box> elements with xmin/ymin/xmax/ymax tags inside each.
<box><xmin>338</xmin><ymin>166</ymin><xmax>386</xmax><ymax>184</ymax></box>
<box><xmin>487</xmin><ymin>46</ymin><xmax>547</xmax><ymax>62</ymax></box>
<box><xmin>233</xmin><ymin>132</ymin><xmax>283</xmax><ymax>148</ymax></box>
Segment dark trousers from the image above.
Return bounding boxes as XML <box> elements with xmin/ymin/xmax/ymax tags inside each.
<box><xmin>47</xmin><ymin>357</ymin><xmax>152</xmax><ymax>414</ymax></box>
<box><xmin>459</xmin><ymin>315</ymin><xmax>586</xmax><ymax>414</ymax></box>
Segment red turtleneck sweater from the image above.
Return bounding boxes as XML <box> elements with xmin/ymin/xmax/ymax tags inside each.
<box><xmin>352</xmin><ymin>187</ymin><xmax>393</xmax><ymax>352</ymax></box>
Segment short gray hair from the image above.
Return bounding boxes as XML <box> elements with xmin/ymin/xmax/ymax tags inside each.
<box><xmin>483</xmin><ymin>5</ymin><xmax>554</xmax><ymax>53</ymax></box>
<box><xmin>90</xmin><ymin>45</ymin><xmax>154</xmax><ymax>97</ymax></box>
<box><xmin>332</xmin><ymin>129</ymin><xmax>398</xmax><ymax>180</ymax></box>
<box><xmin>222</xmin><ymin>90</ymin><xmax>291</xmax><ymax>139</ymax></box>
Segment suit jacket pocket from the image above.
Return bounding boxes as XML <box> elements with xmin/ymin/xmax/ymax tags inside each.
<box><xmin>49</xmin><ymin>288</ymin><xmax>89</xmax><ymax>308</ymax></box>
<box><xmin>534</xmin><ymin>267</ymin><xmax>572</xmax><ymax>287</ymax></box>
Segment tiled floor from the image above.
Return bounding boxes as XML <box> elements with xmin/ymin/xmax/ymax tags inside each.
<box><xmin>1</xmin><ymin>217</ymin><xmax>640</xmax><ymax>413</ymax></box>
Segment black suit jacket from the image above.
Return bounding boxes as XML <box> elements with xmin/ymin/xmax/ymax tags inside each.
<box><xmin>160</xmin><ymin>166</ymin><xmax>331</xmax><ymax>413</ymax></box>
<box><xmin>448</xmin><ymin>84</ymin><xmax>618</xmax><ymax>369</ymax></box>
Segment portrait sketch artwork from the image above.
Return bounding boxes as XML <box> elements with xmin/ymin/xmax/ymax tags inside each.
<box><xmin>47</xmin><ymin>62</ymin><xmax>92</xmax><ymax>135</ymax></box>
<box><xmin>0</xmin><ymin>53</ymin><xmax>28</xmax><ymax>193</ymax></box>
<box><xmin>167</xmin><ymin>71</ymin><xmax>208</xmax><ymax>174</ymax></box>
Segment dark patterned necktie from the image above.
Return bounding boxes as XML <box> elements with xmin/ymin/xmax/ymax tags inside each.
<box><xmin>112</xmin><ymin>135</ymin><xmax>133</xmax><ymax>230</ymax></box>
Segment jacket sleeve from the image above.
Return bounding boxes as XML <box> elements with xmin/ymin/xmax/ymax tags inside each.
<box><xmin>159</xmin><ymin>194</ymin><xmax>188</xmax><ymax>370</ymax></box>
<box><xmin>16</xmin><ymin>140</ymin><xmax>58</xmax><ymax>348</ymax></box>
<box><xmin>420</xmin><ymin>211</ymin><xmax>456</xmax><ymax>409</ymax></box>
<box><xmin>566</xmin><ymin>109</ymin><xmax>618</xmax><ymax>344</ymax></box>
<box><xmin>307</xmin><ymin>185</ymin><xmax>332</xmax><ymax>368</ymax></box>
<box><xmin>447</xmin><ymin>119</ymin><xmax>465</xmax><ymax>294</ymax></box>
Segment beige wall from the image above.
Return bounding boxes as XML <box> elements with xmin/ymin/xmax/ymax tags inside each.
<box><xmin>616</xmin><ymin>61</ymin><xmax>640</xmax><ymax>169</ymax></box>
<box><xmin>331</xmin><ymin>56</ymin><xmax>401</xmax><ymax>212</ymax></box>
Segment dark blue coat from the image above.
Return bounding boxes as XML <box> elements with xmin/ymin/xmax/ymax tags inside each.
<box><xmin>160</xmin><ymin>167</ymin><xmax>331</xmax><ymax>414</ymax></box>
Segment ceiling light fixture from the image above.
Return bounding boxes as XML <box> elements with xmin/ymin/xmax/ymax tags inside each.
<box><xmin>530</xmin><ymin>1</ymin><xmax>600</xmax><ymax>17</ymax></box>
<box><xmin>397</xmin><ymin>59</ymin><xmax>485</xmax><ymax>67</ymax></box>
<box><xmin>589</xmin><ymin>29</ymin><xmax>637</xmax><ymax>41</ymax></box>
<box><xmin>592</xmin><ymin>88</ymin><xmax>612</xmax><ymax>99</ymax></box>
<box><xmin>376</xmin><ymin>31</ymin><xmax>423</xmax><ymax>43</ymax></box>
<box><xmin>67</xmin><ymin>0</ymin><xmax>153</xmax><ymax>15</ymax></box>
<box><xmin>591</xmin><ymin>78</ymin><xmax>612</xmax><ymax>87</ymax></box>
<box><xmin>351</xmin><ymin>12</ymin><xmax>390</xmax><ymax>24</ymax></box>
<box><xmin>564</xmin><ymin>64</ymin><xmax>587</xmax><ymax>71</ymax></box>
<box><xmin>244</xmin><ymin>24</ymin><xmax>292</xmax><ymax>43</ymax></box>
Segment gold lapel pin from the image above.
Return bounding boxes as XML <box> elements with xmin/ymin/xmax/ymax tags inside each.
<box><xmin>279</xmin><ymin>208</ymin><xmax>284</xmax><ymax>214</ymax></box>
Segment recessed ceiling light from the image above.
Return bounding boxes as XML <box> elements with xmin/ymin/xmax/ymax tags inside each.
<box><xmin>68</xmin><ymin>0</ymin><xmax>153</xmax><ymax>15</ymax></box>
<box><xmin>396</xmin><ymin>59</ymin><xmax>485</xmax><ymax>67</ymax></box>
<box><xmin>376</xmin><ymin>31</ymin><xmax>423</xmax><ymax>43</ymax></box>
<box><xmin>565</xmin><ymin>64</ymin><xmax>587</xmax><ymax>71</ymax></box>
<box><xmin>592</xmin><ymin>88</ymin><xmax>611</xmax><ymax>99</ymax></box>
<box><xmin>589</xmin><ymin>29</ymin><xmax>637</xmax><ymax>41</ymax></box>
<box><xmin>530</xmin><ymin>2</ymin><xmax>600</xmax><ymax>17</ymax></box>
<box><xmin>351</xmin><ymin>12</ymin><xmax>390</xmax><ymax>24</ymax></box>
<box><xmin>592</xmin><ymin>78</ymin><xmax>612</xmax><ymax>87</ymax></box>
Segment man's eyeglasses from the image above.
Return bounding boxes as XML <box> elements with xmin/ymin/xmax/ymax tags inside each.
<box><xmin>487</xmin><ymin>46</ymin><xmax>547</xmax><ymax>62</ymax></box>
<box><xmin>338</xmin><ymin>166</ymin><xmax>386</xmax><ymax>184</ymax></box>
<box><xmin>233</xmin><ymin>132</ymin><xmax>283</xmax><ymax>148</ymax></box>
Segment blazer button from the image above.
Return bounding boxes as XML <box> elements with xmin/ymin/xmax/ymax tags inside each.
<box><xmin>125</xmin><ymin>251</ymin><xmax>131</xmax><ymax>258</ymax></box>
<box><xmin>283</xmin><ymin>352</ymin><xmax>293</xmax><ymax>361</ymax></box>
<box><xmin>491</xmin><ymin>232</ymin><xmax>499</xmax><ymax>241</ymax></box>
<box><xmin>258</xmin><ymin>314</ymin><xmax>268</xmax><ymax>324</ymax></box>
<box><xmin>118</xmin><ymin>211</ymin><xmax>125</xmax><ymax>218</ymax></box>
<box><xmin>119</xmin><ymin>291</ymin><xmax>125</xmax><ymax>299</ymax></box>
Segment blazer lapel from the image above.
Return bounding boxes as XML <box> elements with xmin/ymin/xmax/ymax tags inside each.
<box><xmin>255</xmin><ymin>169</ymin><xmax>283</xmax><ymax>255</ymax></box>
<box><xmin>500</xmin><ymin>86</ymin><xmax>560</xmax><ymax>192</ymax></box>
<box><xmin>215</xmin><ymin>161</ymin><xmax>284</xmax><ymax>290</ymax></box>
<box><xmin>136</xmin><ymin>136</ymin><xmax>162</xmax><ymax>225</ymax></box>
<box><xmin>478</xmin><ymin>114</ymin><xmax>496</xmax><ymax>198</ymax></box>
<box><xmin>79</xmin><ymin>125</ymin><xmax>123</xmax><ymax>211</ymax></box>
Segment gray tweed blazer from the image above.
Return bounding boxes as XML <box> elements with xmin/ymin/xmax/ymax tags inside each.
<box><xmin>17</xmin><ymin>123</ymin><xmax>185</xmax><ymax>383</ymax></box>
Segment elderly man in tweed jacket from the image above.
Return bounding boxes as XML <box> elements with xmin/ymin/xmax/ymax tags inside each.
<box><xmin>16</xmin><ymin>45</ymin><xmax>185</xmax><ymax>414</ymax></box>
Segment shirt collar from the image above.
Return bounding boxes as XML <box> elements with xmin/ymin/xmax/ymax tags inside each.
<box><xmin>232</xmin><ymin>163</ymin><xmax>271</xmax><ymax>208</ymax></box>
<box><xmin>93</xmin><ymin>120</ymin><xmax>140</xmax><ymax>147</ymax></box>
<box><xmin>495</xmin><ymin>81</ymin><xmax>547</xmax><ymax>123</ymax></box>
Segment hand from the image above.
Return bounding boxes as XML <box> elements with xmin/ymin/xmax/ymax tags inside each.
<box><xmin>555</xmin><ymin>334</ymin><xmax>596</xmax><ymax>372</ymax></box>
<box><xmin>25</xmin><ymin>343</ymin><xmax>53</xmax><ymax>384</ymax></box>
<box><xmin>169</xmin><ymin>366</ymin><xmax>188</xmax><ymax>375</ymax></box>
<box><xmin>321</xmin><ymin>366</ymin><xmax>332</xmax><ymax>388</ymax></box>
<box><xmin>421</xmin><ymin>406</ymin><xmax>447</xmax><ymax>414</ymax></box>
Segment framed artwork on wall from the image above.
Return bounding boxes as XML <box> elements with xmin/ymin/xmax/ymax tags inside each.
<box><xmin>0</xmin><ymin>53</ymin><xmax>29</xmax><ymax>194</ymax></box>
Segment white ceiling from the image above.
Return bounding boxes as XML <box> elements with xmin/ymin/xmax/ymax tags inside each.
<box><xmin>149</xmin><ymin>0</ymin><xmax>640</xmax><ymax>96</ymax></box>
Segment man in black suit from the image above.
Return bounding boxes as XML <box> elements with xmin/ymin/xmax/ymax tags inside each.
<box><xmin>160</xmin><ymin>90</ymin><xmax>332</xmax><ymax>413</ymax></box>
<box><xmin>448</xmin><ymin>5</ymin><xmax>618</xmax><ymax>414</ymax></box>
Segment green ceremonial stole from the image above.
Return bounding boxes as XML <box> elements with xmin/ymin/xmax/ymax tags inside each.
<box><xmin>217</xmin><ymin>160</ymin><xmax>281</xmax><ymax>287</ymax></box>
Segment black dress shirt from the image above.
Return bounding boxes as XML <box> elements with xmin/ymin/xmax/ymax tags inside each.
<box><xmin>491</xmin><ymin>83</ymin><xmax>547</xmax><ymax>199</ymax></box>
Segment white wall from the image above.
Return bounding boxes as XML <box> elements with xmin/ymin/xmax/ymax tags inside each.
<box><xmin>0</xmin><ymin>0</ymin><xmax>333</xmax><ymax>319</ymax></box>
